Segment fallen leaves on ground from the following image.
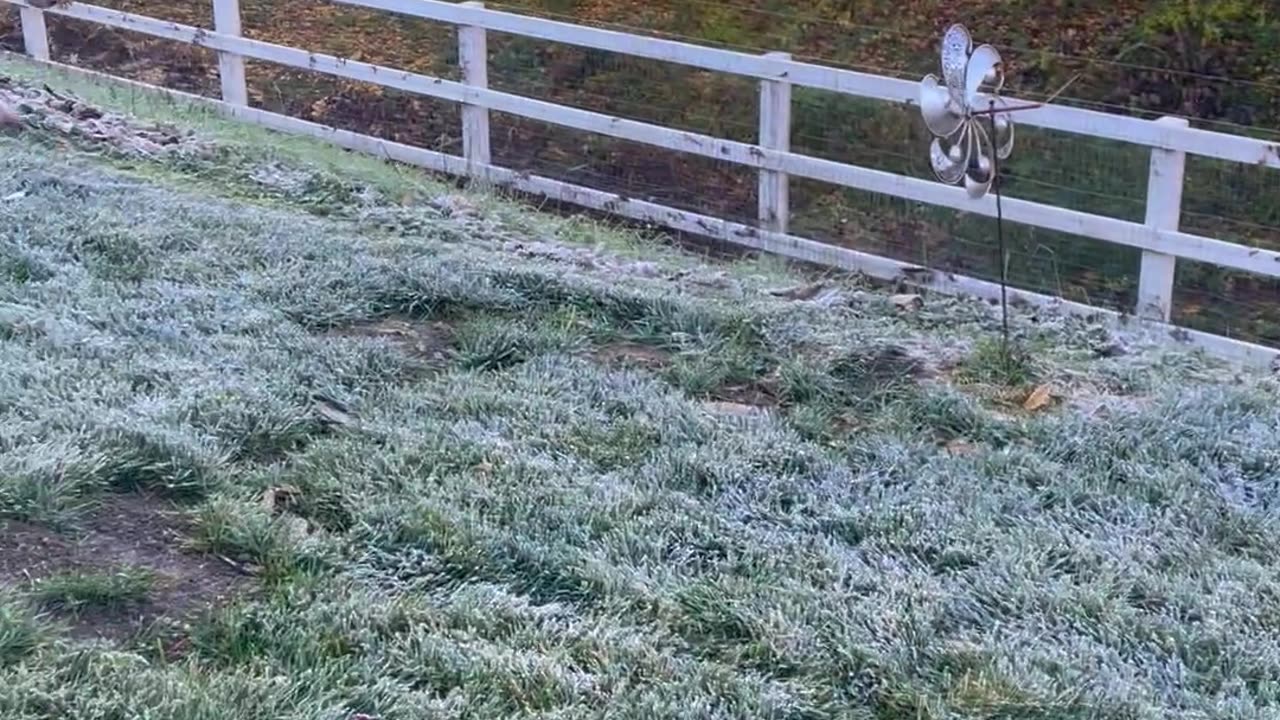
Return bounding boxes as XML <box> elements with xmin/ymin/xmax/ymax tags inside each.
<box><xmin>1023</xmin><ymin>383</ymin><xmax>1055</xmax><ymax>412</ymax></box>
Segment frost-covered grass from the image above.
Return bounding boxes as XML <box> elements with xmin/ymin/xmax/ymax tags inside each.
<box><xmin>31</xmin><ymin>567</ymin><xmax>155</xmax><ymax>611</ymax></box>
<box><xmin>2</xmin><ymin>62</ymin><xmax>1280</xmax><ymax>719</ymax></box>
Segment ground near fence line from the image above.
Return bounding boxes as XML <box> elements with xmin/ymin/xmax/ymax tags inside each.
<box><xmin>2</xmin><ymin>65</ymin><xmax>1280</xmax><ymax>719</ymax></box>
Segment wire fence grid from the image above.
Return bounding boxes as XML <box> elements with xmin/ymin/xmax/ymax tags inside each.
<box><xmin>1</xmin><ymin>0</ymin><xmax>1277</xmax><ymax>347</ymax></box>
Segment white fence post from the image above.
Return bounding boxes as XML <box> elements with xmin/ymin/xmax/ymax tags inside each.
<box><xmin>757</xmin><ymin>52</ymin><xmax>792</xmax><ymax>233</ymax></box>
<box><xmin>458</xmin><ymin>1</ymin><xmax>492</xmax><ymax>177</ymax></box>
<box><xmin>212</xmin><ymin>0</ymin><xmax>249</xmax><ymax>106</ymax></box>
<box><xmin>18</xmin><ymin>5</ymin><xmax>50</xmax><ymax>61</ymax></box>
<box><xmin>1136</xmin><ymin>116</ymin><xmax>1189</xmax><ymax>322</ymax></box>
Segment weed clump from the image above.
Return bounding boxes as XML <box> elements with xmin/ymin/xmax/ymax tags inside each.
<box><xmin>0</xmin><ymin>593</ymin><xmax>48</xmax><ymax>665</ymax></box>
<box><xmin>33</xmin><ymin>567</ymin><xmax>154</xmax><ymax>610</ymax></box>
<box><xmin>955</xmin><ymin>336</ymin><xmax>1038</xmax><ymax>387</ymax></box>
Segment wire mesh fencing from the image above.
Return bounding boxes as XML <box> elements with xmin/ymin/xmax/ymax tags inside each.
<box><xmin>1</xmin><ymin>0</ymin><xmax>1277</xmax><ymax>347</ymax></box>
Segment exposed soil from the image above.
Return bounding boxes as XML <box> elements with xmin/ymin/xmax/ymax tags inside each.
<box><xmin>849</xmin><ymin>345</ymin><xmax>927</xmax><ymax>382</ymax></box>
<box><xmin>712</xmin><ymin>381</ymin><xmax>779</xmax><ymax>409</ymax></box>
<box><xmin>593</xmin><ymin>341</ymin><xmax>672</xmax><ymax>369</ymax></box>
<box><xmin>330</xmin><ymin>315</ymin><xmax>455</xmax><ymax>369</ymax></box>
<box><xmin>696</xmin><ymin>375</ymin><xmax>781</xmax><ymax>418</ymax></box>
<box><xmin>0</xmin><ymin>493</ymin><xmax>250</xmax><ymax>642</ymax></box>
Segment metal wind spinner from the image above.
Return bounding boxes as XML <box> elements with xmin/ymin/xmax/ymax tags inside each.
<box><xmin>918</xmin><ymin>23</ymin><xmax>1047</xmax><ymax>347</ymax></box>
<box><xmin>919</xmin><ymin>24</ymin><xmax>1015</xmax><ymax>199</ymax></box>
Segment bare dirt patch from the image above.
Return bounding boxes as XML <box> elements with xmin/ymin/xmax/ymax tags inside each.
<box><xmin>594</xmin><ymin>341</ymin><xmax>673</xmax><ymax>369</ymax></box>
<box><xmin>703</xmin><ymin>380</ymin><xmax>780</xmax><ymax>417</ymax></box>
<box><xmin>713</xmin><ymin>382</ymin><xmax>778</xmax><ymax>408</ymax></box>
<box><xmin>331</xmin><ymin>315</ymin><xmax>455</xmax><ymax>367</ymax></box>
<box><xmin>832</xmin><ymin>345</ymin><xmax>928</xmax><ymax>388</ymax></box>
<box><xmin>0</xmin><ymin>493</ymin><xmax>249</xmax><ymax>642</ymax></box>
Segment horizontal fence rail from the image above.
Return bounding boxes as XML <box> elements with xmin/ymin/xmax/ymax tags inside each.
<box><xmin>5</xmin><ymin>0</ymin><xmax>1279</xmax><ymax>367</ymax></box>
<box><xmin>336</xmin><ymin>0</ymin><xmax>1280</xmax><ymax>170</ymax></box>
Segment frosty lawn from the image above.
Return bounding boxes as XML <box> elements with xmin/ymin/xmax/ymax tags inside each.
<box><xmin>1</xmin><ymin>65</ymin><xmax>1279</xmax><ymax>719</ymax></box>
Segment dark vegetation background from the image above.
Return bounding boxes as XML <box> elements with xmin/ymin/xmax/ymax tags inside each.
<box><xmin>2</xmin><ymin>0</ymin><xmax>1277</xmax><ymax>344</ymax></box>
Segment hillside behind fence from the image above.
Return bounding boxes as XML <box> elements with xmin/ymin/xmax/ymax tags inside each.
<box><xmin>3</xmin><ymin>0</ymin><xmax>1277</xmax><ymax>362</ymax></box>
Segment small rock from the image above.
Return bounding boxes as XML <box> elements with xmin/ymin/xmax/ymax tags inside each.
<box><xmin>628</xmin><ymin>261</ymin><xmax>661</xmax><ymax>278</ymax></box>
<box><xmin>312</xmin><ymin>393</ymin><xmax>356</xmax><ymax>427</ymax></box>
<box><xmin>891</xmin><ymin>293</ymin><xmax>924</xmax><ymax>311</ymax></box>
<box><xmin>1092</xmin><ymin>340</ymin><xmax>1128</xmax><ymax>358</ymax></box>
<box><xmin>810</xmin><ymin>288</ymin><xmax>851</xmax><ymax>308</ymax></box>
<box><xmin>0</xmin><ymin>101</ymin><xmax>22</xmax><ymax>131</ymax></box>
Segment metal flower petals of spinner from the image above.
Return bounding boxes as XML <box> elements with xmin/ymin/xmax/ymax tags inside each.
<box><xmin>919</xmin><ymin>24</ymin><xmax>1015</xmax><ymax>198</ymax></box>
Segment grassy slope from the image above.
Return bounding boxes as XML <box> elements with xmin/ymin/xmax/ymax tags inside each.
<box><xmin>5</xmin><ymin>4</ymin><xmax>1280</xmax><ymax>343</ymax></box>
<box><xmin>2</xmin><ymin>62</ymin><xmax>1280</xmax><ymax>719</ymax></box>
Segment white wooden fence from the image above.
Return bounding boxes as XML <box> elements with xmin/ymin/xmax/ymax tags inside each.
<box><xmin>6</xmin><ymin>0</ymin><xmax>1280</xmax><ymax>366</ymax></box>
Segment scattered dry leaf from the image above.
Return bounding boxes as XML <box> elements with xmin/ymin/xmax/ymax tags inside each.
<box><xmin>1023</xmin><ymin>384</ymin><xmax>1054</xmax><ymax>412</ymax></box>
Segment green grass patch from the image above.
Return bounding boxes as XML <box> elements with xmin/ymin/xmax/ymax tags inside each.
<box><xmin>954</xmin><ymin>336</ymin><xmax>1041</xmax><ymax>388</ymax></box>
<box><xmin>32</xmin><ymin>567</ymin><xmax>155</xmax><ymax>611</ymax></box>
<box><xmin>0</xmin><ymin>594</ymin><xmax>49</xmax><ymax>666</ymax></box>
